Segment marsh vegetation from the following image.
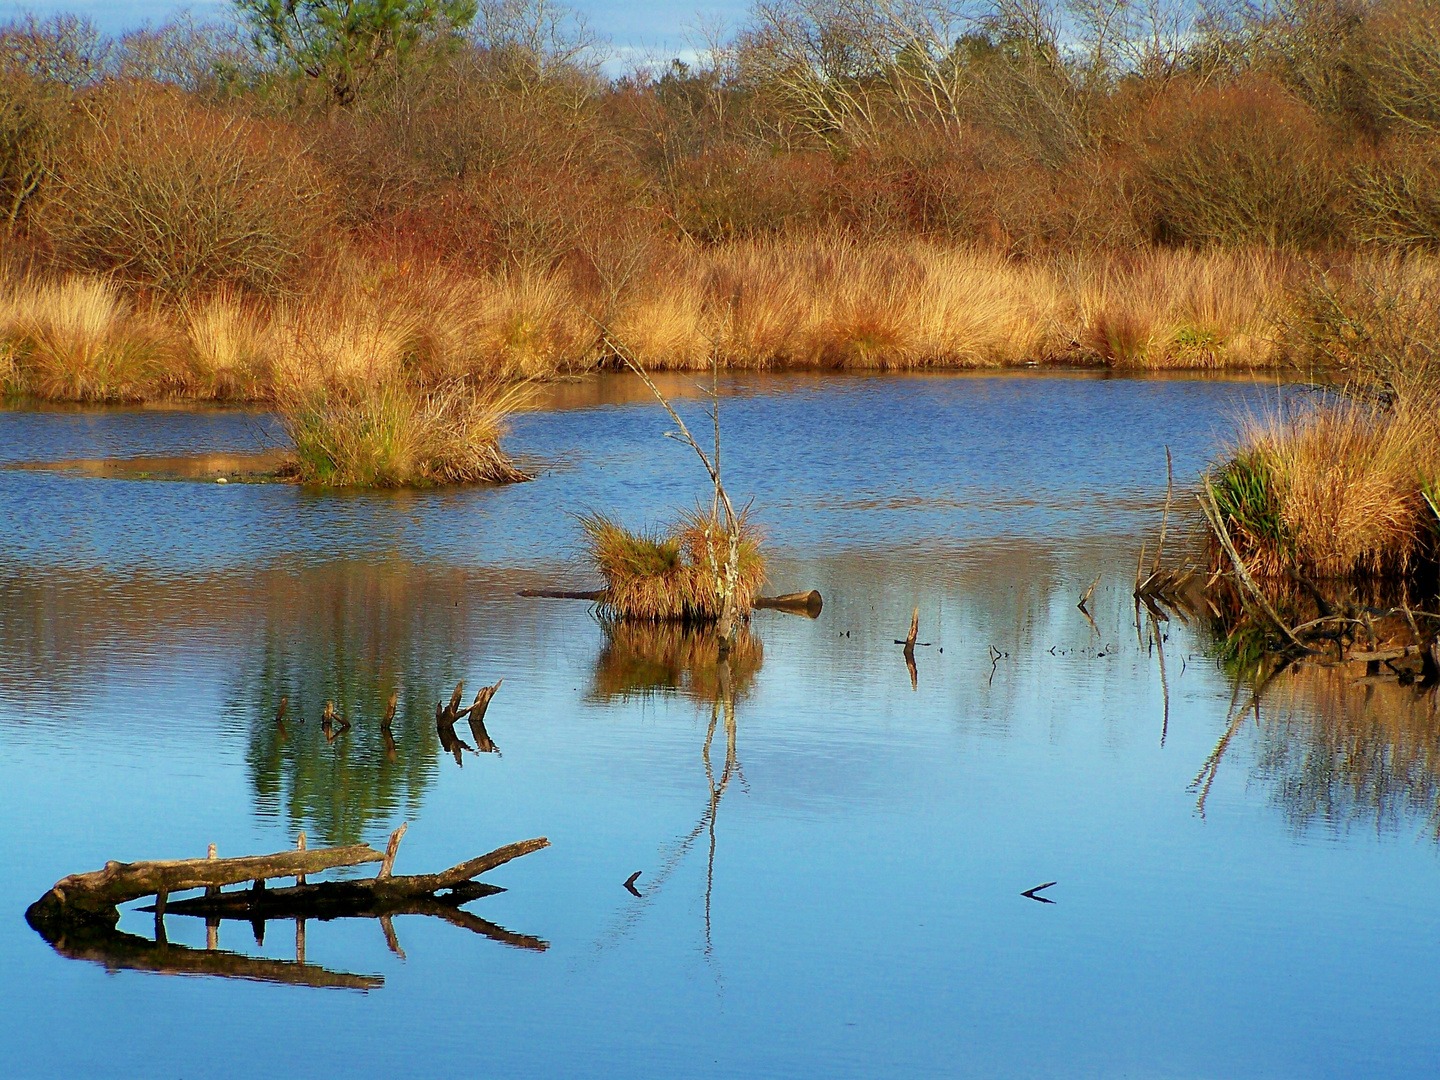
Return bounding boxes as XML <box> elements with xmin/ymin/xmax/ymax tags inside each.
<box><xmin>2</xmin><ymin>0</ymin><xmax>1440</xmax><ymax>488</ymax></box>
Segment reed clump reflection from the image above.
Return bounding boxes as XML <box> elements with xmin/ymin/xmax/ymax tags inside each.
<box><xmin>249</xmin><ymin>681</ymin><xmax>438</xmax><ymax>847</ymax></box>
<box><xmin>588</xmin><ymin>619</ymin><xmax>763</xmax><ymax>703</ymax></box>
<box><xmin>1188</xmin><ymin>643</ymin><xmax>1440</xmax><ymax>838</ymax></box>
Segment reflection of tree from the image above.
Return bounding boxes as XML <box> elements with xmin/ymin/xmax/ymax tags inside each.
<box><xmin>593</xmin><ymin>626</ymin><xmax>744</xmax><ymax>968</ymax></box>
<box><xmin>236</xmin><ymin>563</ymin><xmax>478</xmax><ymax>846</ymax></box>
<box><xmin>587</xmin><ymin>618</ymin><xmax>762</xmax><ymax>702</ymax></box>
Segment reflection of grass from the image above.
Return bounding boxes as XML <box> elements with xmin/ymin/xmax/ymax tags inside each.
<box><xmin>232</xmin><ymin>562</ymin><xmax>482</xmax><ymax>845</ymax></box>
<box><xmin>580</xmin><ymin>511</ymin><xmax>765</xmax><ymax>622</ymax></box>
<box><xmin>588</xmin><ymin>619</ymin><xmax>762</xmax><ymax>702</ymax></box>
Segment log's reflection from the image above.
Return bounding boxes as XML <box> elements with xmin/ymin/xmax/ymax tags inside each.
<box><xmin>35</xmin><ymin>920</ymin><xmax>385</xmax><ymax>991</ymax></box>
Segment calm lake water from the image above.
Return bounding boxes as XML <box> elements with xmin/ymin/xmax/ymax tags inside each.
<box><xmin>2</xmin><ymin>372</ymin><xmax>1436</xmax><ymax>1079</ymax></box>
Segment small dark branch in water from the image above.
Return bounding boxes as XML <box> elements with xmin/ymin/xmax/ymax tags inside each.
<box><xmin>901</xmin><ymin>607</ymin><xmax>920</xmax><ymax>690</ymax></box>
<box><xmin>1022</xmin><ymin>882</ymin><xmax>1057</xmax><ymax>903</ymax></box>
<box><xmin>623</xmin><ymin>871</ymin><xmax>643</xmax><ymax>897</ymax></box>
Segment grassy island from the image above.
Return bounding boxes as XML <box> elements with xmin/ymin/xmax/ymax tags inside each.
<box><xmin>0</xmin><ymin>0</ymin><xmax>1437</xmax><ymax>497</ymax></box>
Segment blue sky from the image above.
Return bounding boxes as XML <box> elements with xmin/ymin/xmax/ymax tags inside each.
<box><xmin>0</xmin><ymin>1</ymin><xmax>752</xmax><ymax>62</ymax></box>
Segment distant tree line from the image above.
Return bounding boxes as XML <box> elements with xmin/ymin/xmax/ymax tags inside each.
<box><xmin>0</xmin><ymin>0</ymin><xmax>1436</xmax><ymax>296</ymax></box>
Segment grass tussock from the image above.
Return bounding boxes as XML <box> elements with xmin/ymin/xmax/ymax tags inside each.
<box><xmin>580</xmin><ymin>511</ymin><xmax>766</xmax><ymax>623</ymax></box>
<box><xmin>279</xmin><ymin>379</ymin><xmax>529</xmax><ymax>488</ymax></box>
<box><xmin>182</xmin><ymin>290</ymin><xmax>268</xmax><ymax>398</ymax></box>
<box><xmin>1214</xmin><ymin>401</ymin><xmax>1440</xmax><ymax>579</ymax></box>
<box><xmin>1212</xmin><ymin>260</ymin><xmax>1440</xmax><ymax>581</ymax></box>
<box><xmin>0</xmin><ymin>274</ymin><xmax>173</xmax><ymax>400</ymax></box>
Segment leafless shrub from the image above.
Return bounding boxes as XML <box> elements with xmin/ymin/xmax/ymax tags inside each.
<box><xmin>38</xmin><ymin>87</ymin><xmax>333</xmax><ymax>295</ymax></box>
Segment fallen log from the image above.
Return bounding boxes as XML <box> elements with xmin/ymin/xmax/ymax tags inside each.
<box><xmin>26</xmin><ymin>833</ymin><xmax>548</xmax><ymax>937</ymax></box>
<box><xmin>518</xmin><ymin>588</ymin><xmax>607</xmax><ymax>600</ymax></box>
<box><xmin>1346</xmin><ymin>645</ymin><xmax>1424</xmax><ymax>663</ymax></box>
<box><xmin>27</xmin><ymin>843</ymin><xmax>386</xmax><ymax>932</ymax></box>
<box><xmin>520</xmin><ymin>587</ymin><xmax>824</xmax><ymax>617</ymax></box>
<box><xmin>753</xmin><ymin>590</ymin><xmax>824</xmax><ymax>617</ymax></box>
<box><xmin>146</xmin><ymin>838</ymin><xmax>548</xmax><ymax>919</ymax></box>
<box><xmin>27</xmin><ymin>830</ymin><xmax>552</xmax><ymax>985</ymax></box>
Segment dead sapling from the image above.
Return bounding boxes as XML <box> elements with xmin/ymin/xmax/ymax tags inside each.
<box><xmin>597</xmin><ymin>324</ymin><xmax>752</xmax><ymax>657</ymax></box>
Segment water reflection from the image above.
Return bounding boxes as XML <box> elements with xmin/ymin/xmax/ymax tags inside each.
<box><xmin>1254</xmin><ymin>661</ymin><xmax>1440</xmax><ymax>836</ymax></box>
<box><xmin>37</xmin><ymin>919</ymin><xmax>384</xmax><ymax>991</ymax></box>
<box><xmin>194</xmin><ymin>563</ymin><xmax>522</xmax><ymax>843</ymax></box>
<box><xmin>587</xmin><ymin>619</ymin><xmax>762</xmax><ymax>703</ymax></box>
<box><xmin>598</xmin><ymin>635</ymin><xmax>742</xmax><ymax>966</ymax></box>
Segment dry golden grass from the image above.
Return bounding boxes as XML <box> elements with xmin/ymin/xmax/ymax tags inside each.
<box><xmin>278</xmin><ymin>377</ymin><xmax>529</xmax><ymax>487</ymax></box>
<box><xmin>1211</xmin><ymin>252</ymin><xmax>1440</xmax><ymax>580</ymax></box>
<box><xmin>1216</xmin><ymin>396</ymin><xmax>1440</xmax><ymax>579</ymax></box>
<box><xmin>182</xmin><ymin>290</ymin><xmax>269</xmax><ymax>398</ymax></box>
<box><xmin>581</xmin><ymin>511</ymin><xmax>767</xmax><ymax>622</ymax></box>
<box><xmin>617</xmin><ymin>242</ymin><xmax>1066</xmax><ymax>370</ymax></box>
<box><xmin>0</xmin><ymin>242</ymin><xmax>1313</xmax><ymax>406</ymax></box>
<box><xmin>605</xmin><ymin>241</ymin><xmax>1298</xmax><ymax>371</ymax></box>
<box><xmin>1067</xmin><ymin>248</ymin><xmax>1292</xmax><ymax>367</ymax></box>
<box><xmin>0</xmin><ymin>274</ymin><xmax>172</xmax><ymax>400</ymax></box>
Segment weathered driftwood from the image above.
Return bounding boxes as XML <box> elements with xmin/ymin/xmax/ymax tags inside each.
<box><xmin>434</xmin><ymin>679</ymin><xmax>504</xmax><ymax>763</ymax></box>
<box><xmin>27</xmin><ymin>830</ymin><xmax>551</xmax><ymax>986</ymax></box>
<box><xmin>27</xmin><ymin>844</ymin><xmax>386</xmax><ymax>931</ymax></box>
<box><xmin>467</xmin><ymin>680</ymin><xmax>502</xmax><ymax>753</ymax></box>
<box><xmin>27</xmin><ymin>832</ymin><xmax>547</xmax><ymax>935</ymax></box>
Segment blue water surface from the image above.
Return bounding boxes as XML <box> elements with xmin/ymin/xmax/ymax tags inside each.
<box><xmin>0</xmin><ymin>371</ymin><xmax>1427</xmax><ymax>1080</ymax></box>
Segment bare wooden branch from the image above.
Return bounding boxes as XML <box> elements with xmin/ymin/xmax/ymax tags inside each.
<box><xmin>1154</xmin><ymin>446</ymin><xmax>1173</xmax><ymax>573</ymax></box>
<box><xmin>29</xmin><ymin>843</ymin><xmax>386</xmax><ymax>928</ymax></box>
<box><xmin>377</xmin><ymin>824</ymin><xmax>407</xmax><ymax>880</ymax></box>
